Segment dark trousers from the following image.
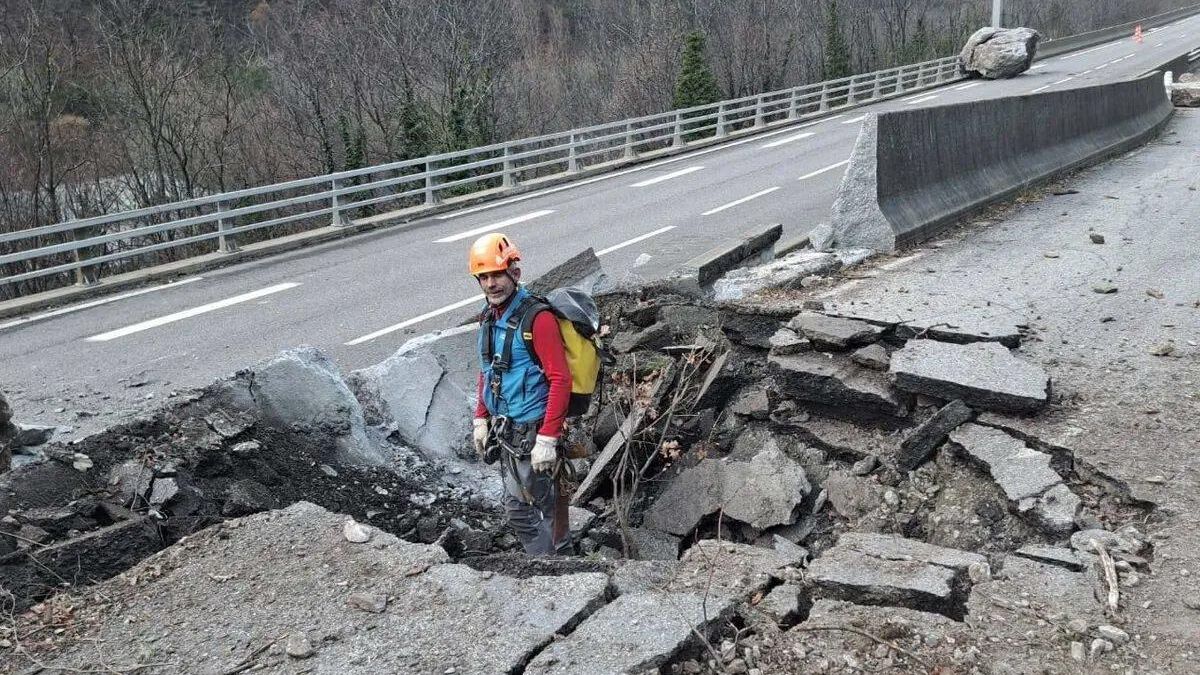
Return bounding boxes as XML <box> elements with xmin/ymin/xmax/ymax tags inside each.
<box><xmin>498</xmin><ymin>423</ymin><xmax>570</xmax><ymax>555</ymax></box>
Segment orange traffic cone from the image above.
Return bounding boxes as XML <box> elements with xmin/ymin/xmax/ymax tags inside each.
<box><xmin>1134</xmin><ymin>24</ymin><xmax>1144</xmax><ymax>44</ymax></box>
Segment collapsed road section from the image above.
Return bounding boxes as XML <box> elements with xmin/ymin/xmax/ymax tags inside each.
<box><xmin>4</xmin><ymin>109</ymin><xmax>1200</xmax><ymax>675</ymax></box>
<box><xmin>0</xmin><ymin>246</ymin><xmax>1163</xmax><ymax>674</ymax></box>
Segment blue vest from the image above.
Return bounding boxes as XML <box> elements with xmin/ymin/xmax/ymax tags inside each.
<box><xmin>479</xmin><ymin>287</ymin><xmax>549</xmax><ymax>423</ymax></box>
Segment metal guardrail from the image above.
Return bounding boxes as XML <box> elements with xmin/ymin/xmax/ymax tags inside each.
<box><xmin>2</xmin><ymin>1</ymin><xmax>1199</xmax><ymax>295</ymax></box>
<box><xmin>0</xmin><ymin>56</ymin><xmax>964</xmax><ymax>293</ymax></box>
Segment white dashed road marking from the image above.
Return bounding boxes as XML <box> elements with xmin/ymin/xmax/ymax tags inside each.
<box><xmin>87</xmin><ymin>283</ymin><xmax>300</xmax><ymax>342</ymax></box>
<box><xmin>0</xmin><ymin>277</ymin><xmax>203</xmax><ymax>331</ymax></box>
<box><xmin>435</xmin><ymin>210</ymin><xmax>555</xmax><ymax>243</ymax></box>
<box><xmin>630</xmin><ymin>166</ymin><xmax>704</xmax><ymax>187</ymax></box>
<box><xmin>702</xmin><ymin>187</ymin><xmax>780</xmax><ymax>216</ymax></box>
<box><xmin>799</xmin><ymin>160</ymin><xmax>850</xmax><ymax>181</ymax></box>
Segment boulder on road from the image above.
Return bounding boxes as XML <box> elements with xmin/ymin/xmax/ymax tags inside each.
<box><xmin>959</xmin><ymin>27</ymin><xmax>1040</xmax><ymax>79</ymax></box>
<box><xmin>1170</xmin><ymin>81</ymin><xmax>1200</xmax><ymax>107</ymax></box>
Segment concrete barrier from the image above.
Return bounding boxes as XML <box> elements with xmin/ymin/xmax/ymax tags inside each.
<box><xmin>829</xmin><ymin>74</ymin><xmax>1173</xmax><ymax>251</ymax></box>
<box><xmin>1037</xmin><ymin>4</ymin><xmax>1200</xmax><ymax>60</ymax></box>
<box><xmin>675</xmin><ymin>223</ymin><xmax>783</xmax><ymax>287</ymax></box>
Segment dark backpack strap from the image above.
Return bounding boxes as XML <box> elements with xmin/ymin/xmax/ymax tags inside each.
<box><xmin>479</xmin><ymin>312</ymin><xmax>496</xmax><ymax>367</ymax></box>
<box><xmin>515</xmin><ymin>299</ymin><xmax>550</xmax><ymax>370</ymax></box>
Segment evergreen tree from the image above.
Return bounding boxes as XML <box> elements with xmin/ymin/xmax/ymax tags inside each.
<box><xmin>899</xmin><ymin>19</ymin><xmax>931</xmax><ymax>64</ymax></box>
<box><xmin>673</xmin><ymin>31</ymin><xmax>721</xmax><ymax>109</ymax></box>
<box><xmin>337</xmin><ymin>112</ymin><xmax>365</xmax><ymax>174</ymax></box>
<box><xmin>823</xmin><ymin>0</ymin><xmax>852</xmax><ymax>81</ymax></box>
<box><xmin>398</xmin><ymin>74</ymin><xmax>430</xmax><ymax>161</ymax></box>
<box><xmin>446</xmin><ymin>84</ymin><xmax>474</xmax><ymax>152</ymax></box>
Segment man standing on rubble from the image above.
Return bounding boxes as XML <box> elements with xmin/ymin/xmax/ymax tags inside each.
<box><xmin>468</xmin><ymin>233</ymin><xmax>572</xmax><ymax>555</ymax></box>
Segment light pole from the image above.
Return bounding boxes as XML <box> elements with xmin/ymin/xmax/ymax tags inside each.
<box><xmin>992</xmin><ymin>0</ymin><xmax>1003</xmax><ymax>27</ymax></box>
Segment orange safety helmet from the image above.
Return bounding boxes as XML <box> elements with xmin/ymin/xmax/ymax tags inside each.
<box><xmin>468</xmin><ymin>233</ymin><xmax>522</xmax><ymax>277</ymax></box>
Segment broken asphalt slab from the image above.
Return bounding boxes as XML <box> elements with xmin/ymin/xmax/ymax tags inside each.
<box><xmin>27</xmin><ymin>502</ymin><xmax>611</xmax><ymax>675</ymax></box>
<box><xmin>896</xmin><ymin>399</ymin><xmax>975</xmax><ymax>472</ymax></box>
<box><xmin>889</xmin><ymin>340</ymin><xmax>1050</xmax><ymax>414</ymax></box>
<box><xmin>806</xmin><ymin>533</ymin><xmax>985</xmax><ymax>619</ymax></box>
<box><xmin>769</xmin><ymin>352</ymin><xmax>911</xmax><ymax>423</ymax></box>
<box><xmin>525</xmin><ymin>591</ymin><xmax>735</xmax><ymax>675</ymax></box>
<box><xmin>787</xmin><ymin>312</ymin><xmax>886</xmax><ymax>350</ymax></box>
<box><xmin>949</xmin><ymin>424</ymin><xmax>1062</xmax><ymax>502</ymax></box>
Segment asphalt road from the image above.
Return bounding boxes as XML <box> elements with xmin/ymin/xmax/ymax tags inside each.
<box><xmin>2</xmin><ymin>16</ymin><xmax>1199</xmax><ymax>436</ymax></box>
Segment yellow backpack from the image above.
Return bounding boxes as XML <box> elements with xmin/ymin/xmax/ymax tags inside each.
<box><xmin>516</xmin><ymin>288</ymin><xmax>604</xmax><ymax>416</ymax></box>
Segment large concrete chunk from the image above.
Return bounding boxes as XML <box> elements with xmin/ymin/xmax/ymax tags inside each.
<box><xmin>959</xmin><ymin>27</ymin><xmax>1040</xmax><ymax>79</ymax></box>
<box><xmin>950</xmin><ymin>424</ymin><xmax>1061</xmax><ymax>501</ymax></box>
<box><xmin>787</xmin><ymin>312</ymin><xmax>884</xmax><ymax>350</ymax></box>
<box><xmin>712</xmin><ymin>249</ymin><xmax>839</xmax><ymax>301</ymax></box>
<box><xmin>807</xmin><ymin>533</ymin><xmax>983</xmax><ymax>618</ymax></box>
<box><xmin>349</xmin><ymin>326</ymin><xmax>477</xmax><ymax>461</ymax></box>
<box><xmin>32</xmin><ymin>502</ymin><xmax>611</xmax><ymax>675</ymax></box>
<box><xmin>217</xmin><ymin>347</ymin><xmax>384</xmax><ymax>465</ymax></box>
<box><xmin>642</xmin><ymin>441</ymin><xmax>810</xmax><ymax>536</ymax></box>
<box><xmin>769</xmin><ymin>352</ymin><xmax>910</xmax><ymax>422</ymax></box>
<box><xmin>889</xmin><ymin>340</ymin><xmax>1049</xmax><ymax>414</ymax></box>
<box><xmin>896</xmin><ymin>399</ymin><xmax>975</xmax><ymax>471</ymax></box>
<box><xmin>525</xmin><ymin>591</ymin><xmax>735</xmax><ymax>675</ymax></box>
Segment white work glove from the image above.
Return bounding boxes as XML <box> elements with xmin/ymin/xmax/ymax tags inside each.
<box><xmin>531</xmin><ymin>434</ymin><xmax>558</xmax><ymax>473</ymax></box>
<box><xmin>472</xmin><ymin>418</ymin><xmax>489</xmax><ymax>459</ymax></box>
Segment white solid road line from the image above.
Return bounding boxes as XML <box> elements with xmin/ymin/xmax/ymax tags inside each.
<box><xmin>842</xmin><ymin>114</ymin><xmax>868</xmax><ymax>124</ymax></box>
<box><xmin>702</xmin><ymin>187</ymin><xmax>780</xmax><ymax>216</ymax></box>
<box><xmin>1095</xmin><ymin>62</ymin><xmax>1110</xmax><ymax>70</ymax></box>
<box><xmin>951</xmin><ymin>82</ymin><xmax>982</xmax><ymax>91</ymax></box>
<box><xmin>1031</xmin><ymin>84</ymin><xmax>1051</xmax><ymax>93</ymax></box>
<box><xmin>0</xmin><ymin>277</ymin><xmax>204</xmax><ymax>332</ymax></box>
<box><xmin>434</xmin><ymin>209</ymin><xmax>555</xmax><ymax>243</ymax></box>
<box><xmin>1052</xmin><ymin>77</ymin><xmax>1075</xmax><ymax>85</ymax></box>
<box><xmin>799</xmin><ymin>159</ymin><xmax>850</xmax><ymax>181</ymax></box>
<box><xmin>596</xmin><ymin>226</ymin><xmax>675</xmax><ymax>255</ymax></box>
<box><xmin>1030</xmin><ymin>63</ymin><xmax>1047</xmax><ymax>70</ymax></box>
<box><xmin>761</xmin><ymin>132</ymin><xmax>815</xmax><ymax>149</ymax></box>
<box><xmin>348</xmin><ymin>225</ymin><xmax>678</xmax><ymax>345</ymax></box>
<box><xmin>345</xmin><ymin>294</ymin><xmax>484</xmax><ymax>346</ymax></box>
<box><xmin>435</xmin><ymin>115</ymin><xmax>844</xmax><ymax>220</ymax></box>
<box><xmin>630</xmin><ymin>165</ymin><xmax>704</xmax><ymax>187</ymax></box>
<box><xmin>905</xmin><ymin>95</ymin><xmax>938</xmax><ymax>105</ymax></box>
<box><xmin>86</xmin><ymin>282</ymin><xmax>300</xmax><ymax>342</ymax></box>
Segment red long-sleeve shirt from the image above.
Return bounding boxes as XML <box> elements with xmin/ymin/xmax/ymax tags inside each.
<box><xmin>474</xmin><ymin>308</ymin><xmax>571</xmax><ymax>438</ymax></box>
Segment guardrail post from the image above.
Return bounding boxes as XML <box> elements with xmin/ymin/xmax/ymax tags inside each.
<box><xmin>70</xmin><ymin>229</ymin><xmax>98</xmax><ymax>287</ymax></box>
<box><xmin>846</xmin><ymin>76</ymin><xmax>857</xmax><ymax>105</ymax></box>
<box><xmin>872</xmin><ymin>73</ymin><xmax>883</xmax><ymax>100</ymax></box>
<box><xmin>818</xmin><ymin>83</ymin><xmax>830</xmax><ymax>112</ymax></box>
<box><xmin>424</xmin><ymin>161</ymin><xmax>440</xmax><ymax>206</ymax></box>
<box><xmin>567</xmin><ymin>134</ymin><xmax>580</xmax><ymax>173</ymax></box>
<box><xmin>672</xmin><ymin>112</ymin><xmax>684</xmax><ymax>148</ymax></box>
<box><xmin>787</xmin><ymin>90</ymin><xmax>799</xmax><ymax>120</ymax></box>
<box><xmin>502</xmin><ymin>146</ymin><xmax>518</xmax><ymax>188</ymax></box>
<box><xmin>715</xmin><ymin>103</ymin><xmax>728</xmax><ymax>137</ymax></box>
<box><xmin>330</xmin><ymin>179</ymin><xmax>348</xmax><ymax>227</ymax></box>
<box><xmin>753</xmin><ymin>96</ymin><xmax>765</xmax><ymax>128</ymax></box>
<box><xmin>217</xmin><ymin>200</ymin><xmax>238</xmax><ymax>252</ymax></box>
<box><xmin>895</xmin><ymin>67</ymin><xmax>907</xmax><ymax>94</ymax></box>
<box><xmin>623</xmin><ymin>122</ymin><xmax>639</xmax><ymax>159</ymax></box>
